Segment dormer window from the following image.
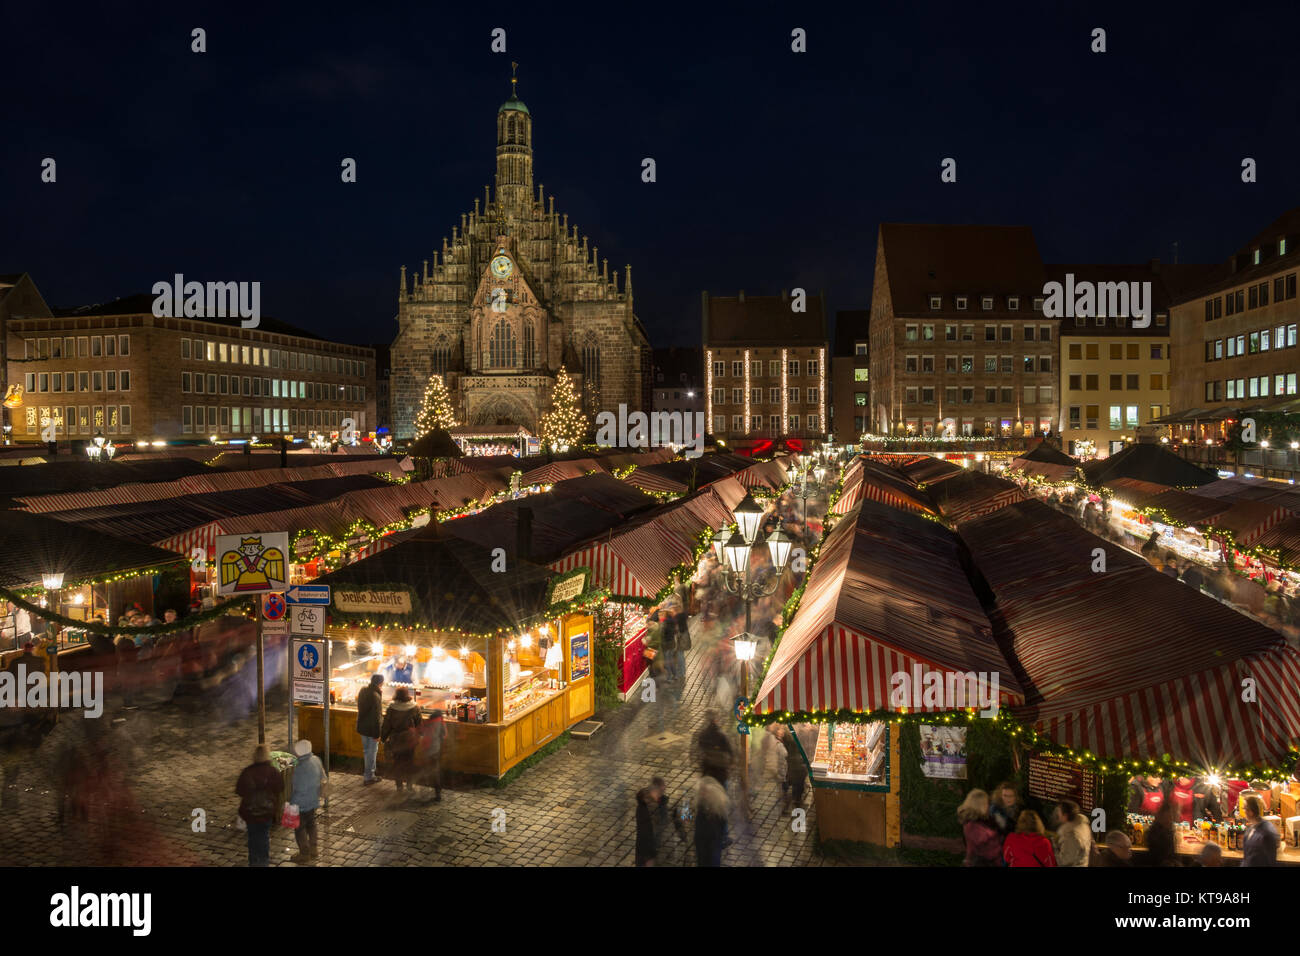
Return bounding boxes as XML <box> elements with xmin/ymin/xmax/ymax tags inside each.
<box><xmin>1032</xmin><ymin>296</ymin><xmax>1044</xmax><ymax>313</ymax></box>
<box><xmin>955</xmin><ymin>296</ymin><xmax>968</xmax><ymax>311</ymax></box>
<box><xmin>981</xmin><ymin>296</ymin><xmax>993</xmax><ymax>311</ymax></box>
<box><xmin>929</xmin><ymin>296</ymin><xmax>942</xmax><ymax>310</ymax></box>
<box><xmin>1281</xmin><ymin>237</ymin><xmax>1289</xmax><ymax>256</ymax></box>
<box><xmin>1254</xmin><ymin>248</ymin><xmax>1261</xmax><ymax>265</ymax></box>
<box><xmin>1156</xmin><ymin>313</ymin><xmax>1168</xmax><ymax>326</ymax></box>
<box><xmin>1007</xmin><ymin>296</ymin><xmax>1020</xmax><ymax>311</ymax></box>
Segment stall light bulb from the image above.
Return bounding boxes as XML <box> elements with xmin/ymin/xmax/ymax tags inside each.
<box><xmin>403</xmin><ymin>644</ymin><xmax>416</xmax><ymax>657</ymax></box>
<box><xmin>72</xmin><ymin>593</ymin><xmax>85</xmax><ymax>605</ymax></box>
<box><xmin>432</xmin><ymin>645</ymin><xmax>444</xmax><ymax>658</ymax></box>
<box><xmin>347</xmin><ymin>638</ymin><xmax>357</xmax><ymax>649</ymax></box>
<box><xmin>460</xmin><ymin>646</ymin><xmax>469</xmax><ymax>657</ymax></box>
<box><xmin>539</xmin><ymin>624</ymin><xmax>550</xmax><ymax>636</ymax></box>
<box><xmin>520</xmin><ymin>634</ymin><xmax>532</xmax><ymax>648</ymax></box>
<box><xmin>369</xmin><ymin>641</ymin><xmax>383</xmax><ymax>654</ymax></box>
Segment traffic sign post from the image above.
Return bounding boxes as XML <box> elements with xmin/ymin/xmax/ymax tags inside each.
<box><xmin>286</xmin><ymin>585</ymin><xmax>331</xmax><ymax>605</ymax></box>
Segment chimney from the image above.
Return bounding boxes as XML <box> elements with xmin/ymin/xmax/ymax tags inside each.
<box><xmin>781</xmin><ymin>289</ymin><xmax>788</xmax><ymax>301</ymax></box>
<box><xmin>1148</xmin><ymin>258</ymin><xmax>1160</xmax><ymax>274</ymax></box>
<box><xmin>516</xmin><ymin>506</ymin><xmax>534</xmax><ymax>562</ymax></box>
<box><xmin>738</xmin><ymin>290</ymin><xmax>745</xmax><ymax>304</ymax></box>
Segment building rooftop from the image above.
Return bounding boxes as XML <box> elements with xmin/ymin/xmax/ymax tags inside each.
<box><xmin>47</xmin><ymin>292</ymin><xmax>335</xmax><ymax>342</ymax></box>
<box><xmin>878</xmin><ymin>223</ymin><xmax>1045</xmax><ymax>316</ymax></box>
<box><xmin>702</xmin><ymin>291</ymin><xmax>827</xmax><ymax>346</ymax></box>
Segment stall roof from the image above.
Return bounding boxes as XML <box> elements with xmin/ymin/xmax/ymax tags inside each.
<box><xmin>896</xmin><ymin>456</ymin><xmax>966</xmax><ymax>486</ymax></box>
<box><xmin>1081</xmin><ymin>442</ymin><xmax>1218</xmax><ymax>488</ymax></box>
<box><xmin>1207</xmin><ymin>499</ymin><xmax>1295</xmax><ymax>547</ymax></box>
<box><xmin>0</xmin><ymin>511</ymin><xmax>187</xmax><ymax>590</ymax></box>
<box><xmin>840</xmin><ymin>460</ymin><xmax>937</xmax><ymax>517</ymax></box>
<box><xmin>959</xmin><ymin>500</ymin><xmax>1300</xmax><ymax>766</ymax></box>
<box><xmin>1018</xmin><ymin>442</ymin><xmax>1078</xmax><ymax>467</ymax></box>
<box><xmin>925</xmin><ymin>471</ymin><xmax>1028</xmax><ymax>525</ymax></box>
<box><xmin>0</xmin><ymin>458</ymin><xmax>216</xmax><ymax>505</ymax></box>
<box><xmin>313</xmin><ymin>527</ymin><xmax>555</xmax><ymax>635</ymax></box>
<box><xmin>754</xmin><ymin>497</ymin><xmax>1024</xmax><ymax>716</ymax></box>
<box><xmin>1102</xmin><ymin>477</ymin><xmax>1184</xmax><ymax>508</ymax></box>
<box><xmin>1252</xmin><ymin>516</ymin><xmax>1300</xmax><ymax>567</ymax></box>
<box><xmin>1120</xmin><ymin>488</ymin><xmax>1231</xmax><ymax>527</ymax></box>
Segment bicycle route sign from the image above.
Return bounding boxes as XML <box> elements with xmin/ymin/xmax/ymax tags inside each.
<box><xmin>289</xmin><ymin>603</ymin><xmax>325</xmax><ymax>636</ymax></box>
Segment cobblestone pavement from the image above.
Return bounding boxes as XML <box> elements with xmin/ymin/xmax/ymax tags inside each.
<box><xmin>0</xmin><ymin>621</ymin><xmax>844</xmax><ymax>867</ymax></box>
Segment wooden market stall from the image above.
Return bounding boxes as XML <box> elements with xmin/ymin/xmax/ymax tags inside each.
<box><xmin>751</xmin><ymin>497</ymin><xmax>1025</xmax><ymax>848</ymax></box>
<box><xmin>302</xmin><ymin>528</ymin><xmax>599</xmax><ymax>778</ymax></box>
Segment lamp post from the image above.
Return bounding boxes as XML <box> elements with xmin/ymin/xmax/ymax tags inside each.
<box><xmin>714</xmin><ymin>493</ymin><xmax>793</xmax><ymax>820</ymax></box>
<box><xmin>42</xmin><ymin>571</ymin><xmax>64</xmax><ymax>703</ymax></box>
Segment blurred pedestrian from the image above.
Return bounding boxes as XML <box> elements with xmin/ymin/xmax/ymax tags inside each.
<box><xmin>1197</xmin><ymin>842</ymin><xmax>1224</xmax><ymax>867</ymax></box>
<box><xmin>289</xmin><ymin>739</ymin><xmax>324</xmax><ymax>863</ymax></box>
<box><xmin>356</xmin><ymin>673</ymin><xmax>383</xmax><ymax>785</ymax></box>
<box><xmin>380</xmin><ymin>687</ymin><xmax>421</xmax><ymax>791</ymax></box>
<box><xmin>1241</xmin><ymin>794</ymin><xmax>1280</xmax><ymax>866</ymax></box>
<box><xmin>989</xmin><ymin>780</ymin><xmax>1022</xmax><ymax>838</ymax></box>
<box><xmin>956</xmin><ymin>789</ymin><xmax>1002</xmax><ymax>866</ymax></box>
<box><xmin>634</xmin><ymin>776</ymin><xmax>666</xmax><ymax>867</ymax></box>
<box><xmin>694</xmin><ymin>774</ymin><xmax>729</xmax><ymax>866</ymax></box>
<box><xmin>657</xmin><ymin>609</ymin><xmax>678</xmax><ymax>682</ymax></box>
<box><xmin>779</xmin><ymin>724</ymin><xmax>807</xmax><ymax>814</ymax></box>
<box><xmin>1052</xmin><ymin>799</ymin><xmax>1092</xmax><ymax>866</ymax></box>
<box><xmin>695</xmin><ymin>710</ymin><xmax>733</xmax><ymax>786</ymax></box>
<box><xmin>1143</xmin><ymin>800</ymin><xmax>1177</xmax><ymax>866</ymax></box>
<box><xmin>416</xmin><ymin>708</ymin><xmax>446</xmax><ymax>801</ymax></box>
<box><xmin>1099</xmin><ymin>831</ymin><xmax>1134</xmax><ymax>867</ymax></box>
<box><xmin>235</xmin><ymin>743</ymin><xmax>283</xmax><ymax>867</ymax></box>
<box><xmin>673</xmin><ymin>606</ymin><xmax>691</xmax><ymax>683</ymax></box>
<box><xmin>1002</xmin><ymin>810</ymin><xmax>1057</xmax><ymax>867</ymax></box>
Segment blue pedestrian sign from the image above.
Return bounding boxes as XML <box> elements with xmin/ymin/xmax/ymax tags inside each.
<box><xmin>286</xmin><ymin>584</ymin><xmax>331</xmax><ymax>605</ymax></box>
<box><xmin>297</xmin><ymin>643</ymin><xmax>319</xmax><ymax>671</ymax></box>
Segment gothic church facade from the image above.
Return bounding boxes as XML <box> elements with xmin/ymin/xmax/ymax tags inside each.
<box><xmin>391</xmin><ymin>78</ymin><xmax>652</xmax><ymax>437</ymax></box>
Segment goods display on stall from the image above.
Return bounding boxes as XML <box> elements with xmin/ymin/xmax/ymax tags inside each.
<box><xmin>808</xmin><ymin>721</ymin><xmax>888</xmax><ymax>786</ymax></box>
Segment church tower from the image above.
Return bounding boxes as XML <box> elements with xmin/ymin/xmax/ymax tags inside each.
<box><xmin>390</xmin><ymin>69</ymin><xmax>652</xmax><ymax>438</ymax></box>
<box><xmin>495</xmin><ymin>64</ymin><xmax>533</xmax><ymax>215</ymax></box>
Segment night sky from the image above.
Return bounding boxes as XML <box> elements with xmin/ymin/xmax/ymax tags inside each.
<box><xmin>4</xmin><ymin>2</ymin><xmax>1297</xmax><ymax>348</ymax></box>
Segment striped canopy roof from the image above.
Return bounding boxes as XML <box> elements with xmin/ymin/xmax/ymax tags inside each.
<box><xmin>754</xmin><ymin>498</ymin><xmax>1025</xmax><ymax>716</ymax></box>
<box><xmin>960</xmin><ymin>500</ymin><xmax>1300</xmax><ymax>767</ymax></box>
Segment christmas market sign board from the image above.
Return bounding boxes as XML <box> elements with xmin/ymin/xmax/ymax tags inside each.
<box><xmin>1027</xmin><ymin>751</ymin><xmax>1099</xmax><ymax>811</ymax></box>
<box><xmin>334</xmin><ymin>589</ymin><xmax>413</xmax><ymax>615</ymax></box>
<box><xmin>919</xmin><ymin>725</ymin><xmax>967</xmax><ymax>779</ymax></box>
<box><xmin>216</xmin><ymin>533</ymin><xmax>289</xmax><ymax>596</ymax></box>
<box><xmin>547</xmin><ymin>569</ymin><xmax>589</xmax><ymax>608</ymax></box>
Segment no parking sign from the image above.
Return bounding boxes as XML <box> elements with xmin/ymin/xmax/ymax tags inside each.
<box><xmin>262</xmin><ymin>592</ymin><xmax>287</xmax><ymax>621</ymax></box>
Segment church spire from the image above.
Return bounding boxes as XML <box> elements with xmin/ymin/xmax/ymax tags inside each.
<box><xmin>495</xmin><ymin>65</ymin><xmax>533</xmax><ymax>215</ymax></box>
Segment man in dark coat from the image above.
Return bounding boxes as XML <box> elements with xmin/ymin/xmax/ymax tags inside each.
<box><xmin>695</xmin><ymin>710</ymin><xmax>733</xmax><ymax>786</ymax></box>
<box><xmin>634</xmin><ymin>776</ymin><xmax>666</xmax><ymax>866</ymax></box>
<box><xmin>235</xmin><ymin>743</ymin><xmax>284</xmax><ymax>866</ymax></box>
<box><xmin>356</xmin><ymin>673</ymin><xmax>383</xmax><ymax>785</ymax></box>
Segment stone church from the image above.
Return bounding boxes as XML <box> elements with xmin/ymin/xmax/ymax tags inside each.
<box><xmin>391</xmin><ymin>75</ymin><xmax>652</xmax><ymax>437</ymax></box>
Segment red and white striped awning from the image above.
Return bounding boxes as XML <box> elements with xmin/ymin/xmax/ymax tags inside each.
<box><xmin>551</xmin><ymin>544</ymin><xmax>653</xmax><ymax>600</ymax></box>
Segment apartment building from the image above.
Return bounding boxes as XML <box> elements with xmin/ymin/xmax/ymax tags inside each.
<box><xmin>869</xmin><ymin>224</ymin><xmax>1057</xmax><ymax>437</ymax></box>
<box><xmin>7</xmin><ymin>292</ymin><xmax>375</xmax><ymax>442</ymax></box>
<box><xmin>1171</xmin><ymin>208</ymin><xmax>1300</xmax><ymax>424</ymax></box>
<box><xmin>702</xmin><ymin>291</ymin><xmax>828</xmax><ymax>446</ymax></box>
<box><xmin>830</xmin><ymin>310</ymin><xmax>869</xmax><ymax>443</ymax></box>
<box><xmin>1052</xmin><ymin>261</ymin><xmax>1215</xmax><ymax>456</ymax></box>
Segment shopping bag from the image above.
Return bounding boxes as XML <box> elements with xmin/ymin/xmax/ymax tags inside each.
<box><xmin>235</xmin><ymin>814</ymin><xmax>247</xmax><ymax>832</ymax></box>
<box><xmin>281</xmin><ymin>802</ymin><xmax>300</xmax><ymax>829</ymax></box>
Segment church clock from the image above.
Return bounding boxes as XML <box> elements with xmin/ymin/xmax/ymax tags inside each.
<box><xmin>490</xmin><ymin>254</ymin><xmax>513</xmax><ymax>278</ymax></box>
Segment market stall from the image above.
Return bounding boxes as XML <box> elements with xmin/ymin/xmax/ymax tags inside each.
<box><xmin>302</xmin><ymin>531</ymin><xmax>600</xmax><ymax>778</ymax></box>
<box><xmin>752</xmin><ymin>497</ymin><xmax>1025</xmax><ymax>847</ymax></box>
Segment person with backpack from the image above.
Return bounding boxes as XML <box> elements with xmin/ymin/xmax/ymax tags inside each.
<box><xmin>356</xmin><ymin>673</ymin><xmax>384</xmax><ymax>785</ymax></box>
<box><xmin>235</xmin><ymin>743</ymin><xmax>284</xmax><ymax>867</ymax></box>
<box><xmin>380</xmin><ymin>688</ymin><xmax>421</xmax><ymax>791</ymax></box>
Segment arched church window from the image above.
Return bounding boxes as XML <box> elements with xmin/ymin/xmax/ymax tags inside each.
<box><xmin>523</xmin><ymin>322</ymin><xmax>535</xmax><ymax>368</ymax></box>
<box><xmin>490</xmin><ymin>320</ymin><xmax>518</xmax><ymax>369</ymax></box>
<box><xmin>582</xmin><ymin>342</ymin><xmax>600</xmax><ymax>390</ymax></box>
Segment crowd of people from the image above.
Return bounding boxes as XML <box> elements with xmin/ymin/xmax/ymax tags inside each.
<box><xmin>957</xmin><ymin>780</ymin><xmax>1283</xmax><ymax>868</ymax></box>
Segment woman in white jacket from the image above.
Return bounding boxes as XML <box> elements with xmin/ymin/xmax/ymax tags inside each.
<box><xmin>1053</xmin><ymin>799</ymin><xmax>1093</xmax><ymax>866</ymax></box>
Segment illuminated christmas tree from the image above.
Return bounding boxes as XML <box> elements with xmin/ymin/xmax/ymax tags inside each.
<box><xmin>539</xmin><ymin>365</ymin><xmax>588</xmax><ymax>451</ymax></box>
<box><xmin>413</xmin><ymin>374</ymin><xmax>458</xmax><ymax>439</ymax></box>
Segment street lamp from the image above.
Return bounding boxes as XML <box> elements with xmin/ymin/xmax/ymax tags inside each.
<box><xmin>714</xmin><ymin>494</ymin><xmax>793</xmax><ymax>819</ymax></box>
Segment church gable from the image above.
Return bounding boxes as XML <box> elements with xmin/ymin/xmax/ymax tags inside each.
<box><xmin>470</xmin><ymin>246</ymin><xmax>542</xmax><ymax>312</ymax></box>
